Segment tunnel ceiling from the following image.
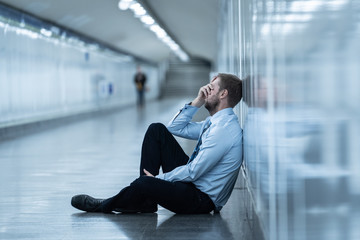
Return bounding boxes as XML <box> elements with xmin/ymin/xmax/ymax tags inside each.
<box><xmin>0</xmin><ymin>0</ymin><xmax>219</xmax><ymax>64</ymax></box>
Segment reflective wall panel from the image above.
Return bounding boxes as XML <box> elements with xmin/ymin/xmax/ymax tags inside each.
<box><xmin>0</xmin><ymin>5</ymin><xmax>160</xmax><ymax>128</ymax></box>
<box><xmin>216</xmin><ymin>0</ymin><xmax>360</xmax><ymax>239</ymax></box>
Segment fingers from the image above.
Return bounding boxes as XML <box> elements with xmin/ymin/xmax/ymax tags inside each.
<box><xmin>200</xmin><ymin>84</ymin><xmax>213</xmax><ymax>98</ymax></box>
<box><xmin>192</xmin><ymin>83</ymin><xmax>214</xmax><ymax>107</ymax></box>
<box><xmin>143</xmin><ymin>169</ymin><xmax>154</xmax><ymax>177</ymax></box>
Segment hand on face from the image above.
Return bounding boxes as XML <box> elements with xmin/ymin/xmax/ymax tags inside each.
<box><xmin>191</xmin><ymin>77</ymin><xmax>217</xmax><ymax>108</ymax></box>
<box><xmin>199</xmin><ymin>83</ymin><xmax>214</xmax><ymax>100</ymax></box>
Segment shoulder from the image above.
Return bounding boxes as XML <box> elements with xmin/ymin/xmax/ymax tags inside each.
<box><xmin>209</xmin><ymin>117</ymin><xmax>242</xmax><ymax>145</ymax></box>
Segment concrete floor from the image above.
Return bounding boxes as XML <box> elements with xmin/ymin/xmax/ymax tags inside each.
<box><xmin>0</xmin><ymin>98</ymin><xmax>255</xmax><ymax>240</ymax></box>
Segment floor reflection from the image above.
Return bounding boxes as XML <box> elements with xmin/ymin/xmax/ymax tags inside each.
<box><xmin>72</xmin><ymin>212</ymin><xmax>234</xmax><ymax>240</ymax></box>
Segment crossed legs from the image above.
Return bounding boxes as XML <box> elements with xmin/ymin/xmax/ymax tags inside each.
<box><xmin>72</xmin><ymin>123</ymin><xmax>214</xmax><ymax>214</ymax></box>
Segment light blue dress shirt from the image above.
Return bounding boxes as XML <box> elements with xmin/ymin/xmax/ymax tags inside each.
<box><xmin>156</xmin><ymin>103</ymin><xmax>243</xmax><ymax>211</ymax></box>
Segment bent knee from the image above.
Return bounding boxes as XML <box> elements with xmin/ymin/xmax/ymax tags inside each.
<box><xmin>131</xmin><ymin>176</ymin><xmax>155</xmax><ymax>190</ymax></box>
<box><xmin>148</xmin><ymin>122</ymin><xmax>166</xmax><ymax>131</ymax></box>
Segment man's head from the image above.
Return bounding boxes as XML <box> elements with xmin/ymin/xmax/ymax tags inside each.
<box><xmin>217</xmin><ymin>73</ymin><xmax>243</xmax><ymax>108</ymax></box>
<box><xmin>204</xmin><ymin>73</ymin><xmax>242</xmax><ymax>113</ymax></box>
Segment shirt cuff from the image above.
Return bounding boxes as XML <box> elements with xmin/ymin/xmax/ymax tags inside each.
<box><xmin>156</xmin><ymin>173</ymin><xmax>166</xmax><ymax>180</ymax></box>
<box><xmin>183</xmin><ymin>103</ymin><xmax>199</xmax><ymax>115</ymax></box>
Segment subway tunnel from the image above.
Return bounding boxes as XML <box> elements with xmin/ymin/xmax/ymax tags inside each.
<box><xmin>0</xmin><ymin>1</ymin><xmax>359</xmax><ymax>240</ymax></box>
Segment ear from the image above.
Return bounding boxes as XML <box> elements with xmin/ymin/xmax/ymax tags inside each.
<box><xmin>220</xmin><ymin>89</ymin><xmax>228</xmax><ymax>99</ymax></box>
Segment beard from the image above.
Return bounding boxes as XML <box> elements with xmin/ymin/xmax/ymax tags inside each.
<box><xmin>205</xmin><ymin>97</ymin><xmax>220</xmax><ymax>113</ymax></box>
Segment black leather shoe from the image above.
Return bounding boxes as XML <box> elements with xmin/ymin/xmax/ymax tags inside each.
<box><xmin>71</xmin><ymin>194</ymin><xmax>104</xmax><ymax>212</ymax></box>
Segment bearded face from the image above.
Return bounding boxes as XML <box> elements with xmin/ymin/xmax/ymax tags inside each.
<box><xmin>205</xmin><ymin>91</ymin><xmax>220</xmax><ymax>112</ymax></box>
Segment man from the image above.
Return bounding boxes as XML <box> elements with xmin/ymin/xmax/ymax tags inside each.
<box><xmin>134</xmin><ymin>66</ymin><xmax>147</xmax><ymax>107</ymax></box>
<box><xmin>71</xmin><ymin>73</ymin><xmax>243</xmax><ymax>214</ymax></box>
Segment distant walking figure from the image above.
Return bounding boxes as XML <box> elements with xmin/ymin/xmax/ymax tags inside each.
<box><xmin>134</xmin><ymin>66</ymin><xmax>147</xmax><ymax>107</ymax></box>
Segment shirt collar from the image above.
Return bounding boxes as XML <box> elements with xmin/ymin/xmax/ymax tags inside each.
<box><xmin>208</xmin><ymin>108</ymin><xmax>234</xmax><ymax>124</ymax></box>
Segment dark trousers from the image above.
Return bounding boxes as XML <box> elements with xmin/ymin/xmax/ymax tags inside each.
<box><xmin>137</xmin><ymin>90</ymin><xmax>145</xmax><ymax>107</ymax></box>
<box><xmin>99</xmin><ymin>123</ymin><xmax>215</xmax><ymax>214</ymax></box>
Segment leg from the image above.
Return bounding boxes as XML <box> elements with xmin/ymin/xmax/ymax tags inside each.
<box><xmin>136</xmin><ymin>90</ymin><xmax>141</xmax><ymax>107</ymax></box>
<box><xmin>72</xmin><ymin>123</ymin><xmax>191</xmax><ymax>213</ymax></box>
<box><xmin>139</xmin><ymin>90</ymin><xmax>145</xmax><ymax>107</ymax></box>
<box><xmin>139</xmin><ymin>123</ymin><xmax>189</xmax><ymax>176</ymax></box>
<box><xmin>100</xmin><ymin>176</ymin><xmax>214</xmax><ymax>214</ymax></box>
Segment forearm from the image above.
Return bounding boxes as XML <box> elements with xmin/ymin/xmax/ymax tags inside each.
<box><xmin>167</xmin><ymin>104</ymin><xmax>201</xmax><ymax>139</ymax></box>
<box><xmin>190</xmin><ymin>97</ymin><xmax>204</xmax><ymax>108</ymax></box>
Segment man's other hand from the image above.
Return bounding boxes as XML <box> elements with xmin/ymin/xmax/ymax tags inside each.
<box><xmin>143</xmin><ymin>169</ymin><xmax>154</xmax><ymax>177</ymax></box>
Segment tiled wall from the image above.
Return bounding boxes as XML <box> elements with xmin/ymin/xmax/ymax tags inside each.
<box><xmin>216</xmin><ymin>0</ymin><xmax>360</xmax><ymax>239</ymax></box>
<box><xmin>0</xmin><ymin>4</ymin><xmax>159</xmax><ymax>128</ymax></box>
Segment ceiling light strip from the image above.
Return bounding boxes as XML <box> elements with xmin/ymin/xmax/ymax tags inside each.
<box><xmin>118</xmin><ymin>0</ymin><xmax>189</xmax><ymax>61</ymax></box>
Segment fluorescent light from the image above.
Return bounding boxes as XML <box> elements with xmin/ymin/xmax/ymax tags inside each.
<box><xmin>129</xmin><ymin>3</ymin><xmax>141</xmax><ymax>11</ymax></box>
<box><xmin>156</xmin><ymin>31</ymin><xmax>166</xmax><ymax>38</ymax></box>
<box><xmin>15</xmin><ymin>28</ymin><xmax>39</xmax><ymax>39</ymax></box>
<box><xmin>134</xmin><ymin>7</ymin><xmax>146</xmax><ymax>16</ymax></box>
<box><xmin>149</xmin><ymin>24</ymin><xmax>160</xmax><ymax>32</ymax></box>
<box><xmin>118</xmin><ymin>0</ymin><xmax>133</xmax><ymax>10</ymax></box>
<box><xmin>140</xmin><ymin>15</ymin><xmax>154</xmax><ymax>25</ymax></box>
<box><xmin>176</xmin><ymin>49</ymin><xmax>189</xmax><ymax>62</ymax></box>
<box><xmin>162</xmin><ymin>36</ymin><xmax>172</xmax><ymax>44</ymax></box>
<box><xmin>40</xmin><ymin>28</ymin><xmax>52</xmax><ymax>37</ymax></box>
<box><xmin>150</xmin><ymin>24</ymin><xmax>167</xmax><ymax>38</ymax></box>
<box><xmin>118</xmin><ymin>0</ymin><xmax>189</xmax><ymax>61</ymax></box>
<box><xmin>118</xmin><ymin>1</ymin><xmax>130</xmax><ymax>10</ymax></box>
<box><xmin>169</xmin><ymin>43</ymin><xmax>179</xmax><ymax>51</ymax></box>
